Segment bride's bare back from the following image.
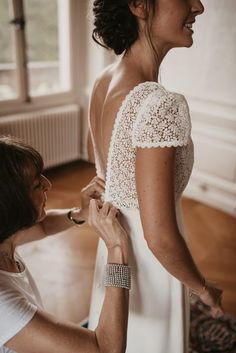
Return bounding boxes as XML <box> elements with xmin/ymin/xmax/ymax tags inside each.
<box><xmin>89</xmin><ymin>62</ymin><xmax>144</xmax><ymax>177</ymax></box>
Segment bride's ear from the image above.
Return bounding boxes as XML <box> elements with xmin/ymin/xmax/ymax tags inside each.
<box><xmin>128</xmin><ymin>0</ymin><xmax>147</xmax><ymax>20</ymax></box>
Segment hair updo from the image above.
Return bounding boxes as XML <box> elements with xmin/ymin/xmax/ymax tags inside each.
<box><xmin>92</xmin><ymin>0</ymin><xmax>154</xmax><ymax>55</ymax></box>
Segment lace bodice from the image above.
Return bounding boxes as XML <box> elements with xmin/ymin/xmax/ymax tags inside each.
<box><xmin>91</xmin><ymin>81</ymin><xmax>194</xmax><ymax>209</ymax></box>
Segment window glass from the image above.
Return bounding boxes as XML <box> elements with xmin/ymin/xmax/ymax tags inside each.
<box><xmin>0</xmin><ymin>0</ymin><xmax>18</xmax><ymax>101</ymax></box>
<box><xmin>25</xmin><ymin>0</ymin><xmax>70</xmax><ymax>96</ymax></box>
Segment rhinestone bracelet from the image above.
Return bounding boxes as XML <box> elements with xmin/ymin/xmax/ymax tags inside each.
<box><xmin>104</xmin><ymin>263</ymin><xmax>131</xmax><ymax>290</ymax></box>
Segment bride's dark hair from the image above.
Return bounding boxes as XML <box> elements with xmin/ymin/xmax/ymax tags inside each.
<box><xmin>92</xmin><ymin>0</ymin><xmax>156</xmax><ymax>55</ymax></box>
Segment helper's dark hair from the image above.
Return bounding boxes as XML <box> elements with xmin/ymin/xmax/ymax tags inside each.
<box><xmin>0</xmin><ymin>136</ymin><xmax>44</xmax><ymax>243</ymax></box>
<box><xmin>92</xmin><ymin>0</ymin><xmax>157</xmax><ymax>55</ymax></box>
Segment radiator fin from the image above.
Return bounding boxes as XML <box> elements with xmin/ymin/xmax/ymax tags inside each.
<box><xmin>0</xmin><ymin>105</ymin><xmax>80</xmax><ymax>169</ymax></box>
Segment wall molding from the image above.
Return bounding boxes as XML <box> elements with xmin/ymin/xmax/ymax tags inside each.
<box><xmin>184</xmin><ymin>96</ymin><xmax>236</xmax><ymax>216</ymax></box>
<box><xmin>187</xmin><ymin>95</ymin><xmax>236</xmax><ymax>124</ymax></box>
<box><xmin>184</xmin><ymin>169</ymin><xmax>236</xmax><ymax>217</ymax></box>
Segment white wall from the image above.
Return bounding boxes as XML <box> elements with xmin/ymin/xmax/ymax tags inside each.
<box><xmin>161</xmin><ymin>0</ymin><xmax>236</xmax><ymax>216</ymax></box>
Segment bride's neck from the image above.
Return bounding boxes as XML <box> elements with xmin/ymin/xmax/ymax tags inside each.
<box><xmin>121</xmin><ymin>37</ymin><xmax>168</xmax><ymax>82</ymax></box>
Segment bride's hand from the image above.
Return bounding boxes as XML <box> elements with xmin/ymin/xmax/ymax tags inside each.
<box><xmin>198</xmin><ymin>282</ymin><xmax>224</xmax><ymax>318</ymax></box>
<box><xmin>88</xmin><ymin>200</ymin><xmax>128</xmax><ymax>250</ymax></box>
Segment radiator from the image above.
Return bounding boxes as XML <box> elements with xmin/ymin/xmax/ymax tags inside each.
<box><xmin>0</xmin><ymin>104</ymin><xmax>81</xmax><ymax>169</ymax></box>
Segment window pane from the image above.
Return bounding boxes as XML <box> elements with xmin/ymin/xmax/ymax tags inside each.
<box><xmin>0</xmin><ymin>0</ymin><xmax>18</xmax><ymax>101</ymax></box>
<box><xmin>25</xmin><ymin>0</ymin><xmax>71</xmax><ymax>96</ymax></box>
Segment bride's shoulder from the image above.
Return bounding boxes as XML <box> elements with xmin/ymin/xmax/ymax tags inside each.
<box><xmin>138</xmin><ymin>83</ymin><xmax>189</xmax><ymax>110</ymax></box>
<box><xmin>92</xmin><ymin>64</ymin><xmax>114</xmax><ymax>95</ymax></box>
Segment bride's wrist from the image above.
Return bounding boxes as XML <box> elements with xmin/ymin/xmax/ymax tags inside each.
<box><xmin>190</xmin><ymin>278</ymin><xmax>207</xmax><ymax>297</ymax></box>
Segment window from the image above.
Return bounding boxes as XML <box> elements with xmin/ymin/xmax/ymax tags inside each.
<box><xmin>0</xmin><ymin>0</ymin><xmax>18</xmax><ymax>100</ymax></box>
<box><xmin>0</xmin><ymin>0</ymin><xmax>71</xmax><ymax>103</ymax></box>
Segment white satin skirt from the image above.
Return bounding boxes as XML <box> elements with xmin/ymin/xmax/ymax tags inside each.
<box><xmin>88</xmin><ymin>200</ymin><xmax>189</xmax><ymax>353</ymax></box>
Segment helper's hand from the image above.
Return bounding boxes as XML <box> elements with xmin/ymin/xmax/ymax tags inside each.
<box><xmin>88</xmin><ymin>200</ymin><xmax>129</xmax><ymax>259</ymax></box>
<box><xmin>198</xmin><ymin>282</ymin><xmax>224</xmax><ymax>318</ymax></box>
<box><xmin>80</xmin><ymin>177</ymin><xmax>105</xmax><ymax>220</ymax></box>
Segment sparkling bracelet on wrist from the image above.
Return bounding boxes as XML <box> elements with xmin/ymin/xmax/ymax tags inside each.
<box><xmin>67</xmin><ymin>207</ymin><xmax>85</xmax><ymax>226</ymax></box>
<box><xmin>104</xmin><ymin>263</ymin><xmax>131</xmax><ymax>290</ymax></box>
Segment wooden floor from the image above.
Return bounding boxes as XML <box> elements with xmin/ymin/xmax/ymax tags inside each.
<box><xmin>19</xmin><ymin>161</ymin><xmax>236</xmax><ymax>323</ymax></box>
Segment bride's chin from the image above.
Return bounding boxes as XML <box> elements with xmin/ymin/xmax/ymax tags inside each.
<box><xmin>170</xmin><ymin>35</ymin><xmax>193</xmax><ymax>49</ymax></box>
<box><xmin>185</xmin><ymin>40</ymin><xmax>193</xmax><ymax>48</ymax></box>
<box><xmin>180</xmin><ymin>36</ymin><xmax>194</xmax><ymax>48</ymax></box>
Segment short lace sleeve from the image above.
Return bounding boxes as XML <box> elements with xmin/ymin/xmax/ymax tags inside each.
<box><xmin>132</xmin><ymin>90</ymin><xmax>191</xmax><ymax>148</ymax></box>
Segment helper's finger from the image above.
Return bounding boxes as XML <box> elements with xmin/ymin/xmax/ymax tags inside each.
<box><xmin>83</xmin><ymin>182</ymin><xmax>104</xmax><ymax>196</ymax></box>
<box><xmin>96</xmin><ymin>199</ymin><xmax>103</xmax><ymax>208</ymax></box>
<box><xmin>89</xmin><ymin>178</ymin><xmax>105</xmax><ymax>192</ymax></box>
<box><xmin>88</xmin><ymin>183</ymin><xmax>105</xmax><ymax>195</ymax></box>
<box><xmin>88</xmin><ymin>199</ymin><xmax>101</xmax><ymax>226</ymax></box>
<box><xmin>107</xmin><ymin>206</ymin><xmax>120</xmax><ymax>220</ymax></box>
<box><xmin>92</xmin><ymin>176</ymin><xmax>105</xmax><ymax>187</ymax></box>
<box><xmin>100</xmin><ymin>202</ymin><xmax>112</xmax><ymax>217</ymax></box>
<box><xmin>89</xmin><ymin>199</ymin><xmax>100</xmax><ymax>216</ymax></box>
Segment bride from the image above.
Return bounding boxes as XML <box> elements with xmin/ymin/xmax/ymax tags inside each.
<box><xmin>88</xmin><ymin>0</ymin><xmax>223</xmax><ymax>352</ymax></box>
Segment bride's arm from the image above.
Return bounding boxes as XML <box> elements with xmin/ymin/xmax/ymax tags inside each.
<box><xmin>87</xmin><ymin>131</ymin><xmax>95</xmax><ymax>163</ymax></box>
<box><xmin>135</xmin><ymin>146</ymin><xmax>223</xmax><ymax>317</ymax></box>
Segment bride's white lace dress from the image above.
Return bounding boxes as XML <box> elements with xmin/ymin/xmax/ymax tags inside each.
<box><xmin>88</xmin><ymin>81</ymin><xmax>194</xmax><ymax>353</ymax></box>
